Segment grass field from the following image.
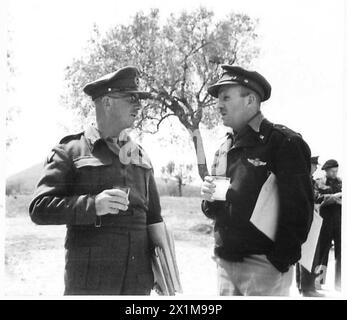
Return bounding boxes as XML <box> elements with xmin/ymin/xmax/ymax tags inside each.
<box><xmin>5</xmin><ymin>195</ymin><xmax>340</xmax><ymax>297</ymax></box>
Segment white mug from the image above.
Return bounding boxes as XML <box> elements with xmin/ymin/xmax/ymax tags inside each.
<box><xmin>210</xmin><ymin>176</ymin><xmax>230</xmax><ymax>201</ymax></box>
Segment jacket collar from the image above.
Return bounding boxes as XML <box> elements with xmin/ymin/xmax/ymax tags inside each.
<box><xmin>233</xmin><ymin>112</ymin><xmax>273</xmax><ymax>148</ymax></box>
<box><xmin>258</xmin><ymin>118</ymin><xmax>274</xmax><ymax>144</ymax></box>
<box><xmin>85</xmin><ymin>125</ymin><xmax>132</xmax><ymax>157</ymax></box>
<box><xmin>248</xmin><ymin>111</ymin><xmax>264</xmax><ymax>132</ymax></box>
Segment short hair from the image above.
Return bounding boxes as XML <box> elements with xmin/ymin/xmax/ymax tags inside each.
<box><xmin>93</xmin><ymin>96</ymin><xmax>103</xmax><ymax>105</ymax></box>
<box><xmin>238</xmin><ymin>86</ymin><xmax>261</xmax><ymax>104</ymax></box>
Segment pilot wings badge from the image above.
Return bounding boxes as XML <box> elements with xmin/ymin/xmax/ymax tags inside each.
<box><xmin>247</xmin><ymin>158</ymin><xmax>267</xmax><ymax>167</ymax></box>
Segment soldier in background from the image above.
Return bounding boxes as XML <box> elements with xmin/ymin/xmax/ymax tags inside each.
<box><xmin>296</xmin><ymin>156</ymin><xmax>324</xmax><ymax>297</ymax></box>
<box><xmin>29</xmin><ymin>66</ymin><xmax>163</xmax><ymax>295</ymax></box>
<box><xmin>314</xmin><ymin>159</ymin><xmax>342</xmax><ymax>291</ymax></box>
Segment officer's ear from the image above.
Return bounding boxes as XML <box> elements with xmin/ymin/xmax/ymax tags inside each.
<box><xmin>247</xmin><ymin>93</ymin><xmax>256</xmax><ymax>106</ymax></box>
<box><xmin>247</xmin><ymin>92</ymin><xmax>261</xmax><ymax>108</ymax></box>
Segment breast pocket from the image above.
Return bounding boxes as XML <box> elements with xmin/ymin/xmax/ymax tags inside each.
<box><xmin>125</xmin><ymin>165</ymin><xmax>148</xmax><ymax>204</ymax></box>
<box><xmin>73</xmin><ymin>156</ymin><xmax>113</xmax><ymax>193</ymax></box>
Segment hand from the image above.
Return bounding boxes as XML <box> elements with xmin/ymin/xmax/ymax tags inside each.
<box><xmin>333</xmin><ymin>193</ymin><xmax>342</xmax><ymax>205</ymax></box>
<box><xmin>95</xmin><ymin>188</ymin><xmax>129</xmax><ymax>216</ymax></box>
<box><xmin>153</xmin><ymin>283</ymin><xmax>165</xmax><ymax>296</ymax></box>
<box><xmin>201</xmin><ymin>176</ymin><xmax>216</xmax><ymax>202</ymax></box>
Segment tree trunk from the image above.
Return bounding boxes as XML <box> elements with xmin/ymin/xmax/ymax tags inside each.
<box><xmin>177</xmin><ymin>177</ymin><xmax>183</xmax><ymax>197</ymax></box>
<box><xmin>188</xmin><ymin>127</ymin><xmax>209</xmax><ymax>180</ymax></box>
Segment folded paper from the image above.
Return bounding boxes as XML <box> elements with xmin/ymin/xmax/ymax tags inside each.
<box><xmin>250</xmin><ymin>173</ymin><xmax>279</xmax><ymax>241</ymax></box>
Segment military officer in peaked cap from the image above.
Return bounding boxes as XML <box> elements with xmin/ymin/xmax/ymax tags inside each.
<box><xmin>29</xmin><ymin>66</ymin><xmax>163</xmax><ymax>295</ymax></box>
<box><xmin>314</xmin><ymin>159</ymin><xmax>342</xmax><ymax>291</ymax></box>
<box><xmin>200</xmin><ymin>65</ymin><xmax>314</xmax><ymax>296</ymax></box>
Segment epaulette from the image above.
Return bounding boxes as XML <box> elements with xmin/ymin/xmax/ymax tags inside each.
<box><xmin>59</xmin><ymin>131</ymin><xmax>84</xmax><ymax>144</ymax></box>
<box><xmin>46</xmin><ymin>132</ymin><xmax>84</xmax><ymax>164</ymax></box>
<box><xmin>273</xmin><ymin>124</ymin><xmax>302</xmax><ymax>139</ymax></box>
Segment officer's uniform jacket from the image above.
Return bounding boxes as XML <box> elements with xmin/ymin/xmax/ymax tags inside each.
<box><xmin>315</xmin><ymin>176</ymin><xmax>342</xmax><ymax>218</ymax></box>
<box><xmin>202</xmin><ymin>113</ymin><xmax>314</xmax><ymax>273</ymax></box>
<box><xmin>29</xmin><ymin>125</ymin><xmax>163</xmax><ymax>295</ymax></box>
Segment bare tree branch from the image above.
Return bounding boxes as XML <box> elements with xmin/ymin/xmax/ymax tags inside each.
<box><xmin>180</xmin><ymin>57</ymin><xmax>188</xmax><ymax>99</ymax></box>
<box><xmin>190</xmin><ymin>40</ymin><xmax>211</xmax><ymax>55</ymax></box>
<box><xmin>156</xmin><ymin>113</ymin><xmax>176</xmax><ymax>130</ymax></box>
<box><xmin>229</xmin><ymin>38</ymin><xmax>239</xmax><ymax>65</ymax></box>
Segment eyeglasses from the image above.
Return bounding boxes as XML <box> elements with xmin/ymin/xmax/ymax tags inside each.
<box><xmin>106</xmin><ymin>93</ymin><xmax>140</xmax><ymax>104</ymax></box>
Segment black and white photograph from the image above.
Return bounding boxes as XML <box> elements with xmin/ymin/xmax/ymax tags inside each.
<box><xmin>2</xmin><ymin>0</ymin><xmax>346</xmax><ymax>300</ymax></box>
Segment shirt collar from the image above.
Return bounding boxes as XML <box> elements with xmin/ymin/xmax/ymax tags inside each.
<box><xmin>84</xmin><ymin>125</ymin><xmax>104</xmax><ymax>151</ymax></box>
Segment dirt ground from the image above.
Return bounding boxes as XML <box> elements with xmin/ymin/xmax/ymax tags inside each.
<box><xmin>5</xmin><ymin>196</ymin><xmax>217</xmax><ymax>296</ymax></box>
<box><xmin>5</xmin><ymin>196</ymin><xmax>340</xmax><ymax>298</ymax></box>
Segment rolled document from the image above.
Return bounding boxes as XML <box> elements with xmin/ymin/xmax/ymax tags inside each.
<box><xmin>148</xmin><ymin>222</ymin><xmax>182</xmax><ymax>295</ymax></box>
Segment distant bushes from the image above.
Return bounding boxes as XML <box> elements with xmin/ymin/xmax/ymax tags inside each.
<box><xmin>6</xmin><ymin>181</ymin><xmax>35</xmax><ymax>196</ymax></box>
<box><xmin>6</xmin><ymin>181</ymin><xmax>22</xmax><ymax>196</ymax></box>
<box><xmin>6</xmin><ymin>163</ymin><xmax>43</xmax><ymax>196</ymax></box>
<box><xmin>5</xmin><ymin>195</ymin><xmax>32</xmax><ymax>218</ymax></box>
<box><xmin>156</xmin><ymin>178</ymin><xmax>200</xmax><ymax>197</ymax></box>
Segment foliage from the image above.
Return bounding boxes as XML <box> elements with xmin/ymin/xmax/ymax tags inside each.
<box><xmin>63</xmin><ymin>8</ymin><xmax>258</xmax><ymax>128</ymax></box>
<box><xmin>6</xmin><ymin>28</ymin><xmax>21</xmax><ymax>149</ymax></box>
<box><xmin>62</xmin><ymin>8</ymin><xmax>259</xmax><ymax>178</ymax></box>
<box><xmin>161</xmin><ymin>161</ymin><xmax>194</xmax><ymax>196</ymax></box>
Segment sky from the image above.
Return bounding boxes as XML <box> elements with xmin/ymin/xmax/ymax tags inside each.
<box><xmin>4</xmin><ymin>0</ymin><xmax>346</xmax><ymax>179</ymax></box>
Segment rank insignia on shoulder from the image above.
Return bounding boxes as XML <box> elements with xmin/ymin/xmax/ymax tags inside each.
<box><xmin>247</xmin><ymin>158</ymin><xmax>267</xmax><ymax>166</ymax></box>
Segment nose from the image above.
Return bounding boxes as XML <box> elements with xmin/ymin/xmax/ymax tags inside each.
<box><xmin>132</xmin><ymin>103</ymin><xmax>141</xmax><ymax>114</ymax></box>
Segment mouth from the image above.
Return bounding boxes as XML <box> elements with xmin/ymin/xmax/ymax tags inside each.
<box><xmin>219</xmin><ymin>109</ymin><xmax>226</xmax><ymax>116</ymax></box>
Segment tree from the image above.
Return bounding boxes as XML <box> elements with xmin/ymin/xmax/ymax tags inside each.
<box><xmin>63</xmin><ymin>7</ymin><xmax>259</xmax><ymax>179</ymax></box>
<box><xmin>6</xmin><ymin>27</ymin><xmax>21</xmax><ymax>149</ymax></box>
<box><xmin>161</xmin><ymin>161</ymin><xmax>193</xmax><ymax>197</ymax></box>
